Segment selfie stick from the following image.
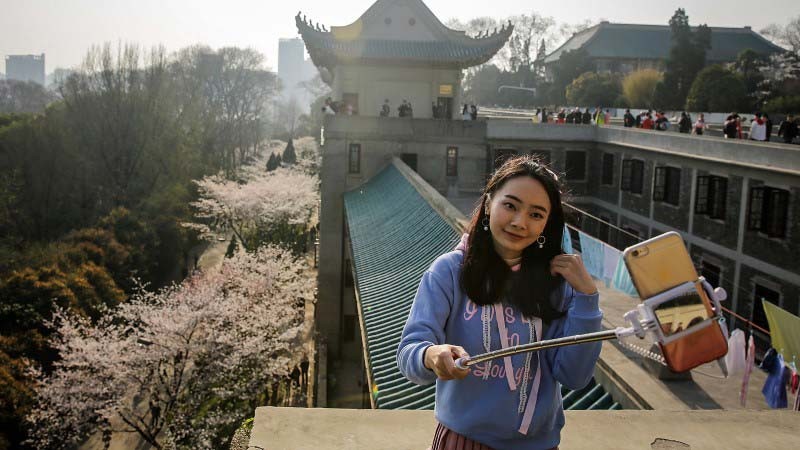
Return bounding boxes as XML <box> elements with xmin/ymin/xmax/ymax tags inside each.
<box><xmin>454</xmin><ymin>322</ymin><xmax>653</xmax><ymax>370</ymax></box>
<box><xmin>454</xmin><ymin>278</ymin><xmax>727</xmax><ymax>371</ymax></box>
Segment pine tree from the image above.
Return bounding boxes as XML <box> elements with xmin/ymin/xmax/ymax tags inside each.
<box><xmin>266</xmin><ymin>153</ymin><xmax>278</xmax><ymax>171</ymax></box>
<box><xmin>654</xmin><ymin>9</ymin><xmax>711</xmax><ymax>109</ymax></box>
<box><xmin>283</xmin><ymin>139</ymin><xmax>296</xmax><ymax>165</ymax></box>
<box><xmin>225</xmin><ymin>235</ymin><xmax>238</xmax><ymax>258</ymax></box>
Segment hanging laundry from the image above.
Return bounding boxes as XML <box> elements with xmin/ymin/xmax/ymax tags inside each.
<box><xmin>762</xmin><ymin>352</ymin><xmax>789</xmax><ymax>408</ymax></box>
<box><xmin>578</xmin><ymin>231</ymin><xmax>604</xmax><ymax>280</ymax></box>
<box><xmin>725</xmin><ymin>329</ymin><xmax>747</xmax><ymax>376</ymax></box>
<box><xmin>740</xmin><ymin>333</ymin><xmax>755</xmax><ymax>407</ymax></box>
<box><xmin>562</xmin><ymin>225</ymin><xmax>573</xmax><ymax>253</ymax></box>
<box><xmin>611</xmin><ymin>257</ymin><xmax>638</xmax><ymax>298</ymax></box>
<box><xmin>762</xmin><ymin>300</ymin><xmax>800</xmax><ymax>367</ymax></box>
<box><xmin>602</xmin><ymin>244</ymin><xmax>621</xmax><ymax>287</ymax></box>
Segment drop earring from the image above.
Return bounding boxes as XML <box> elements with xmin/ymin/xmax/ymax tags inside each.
<box><xmin>482</xmin><ymin>216</ymin><xmax>490</xmax><ymax>231</ymax></box>
<box><xmin>537</xmin><ymin>235</ymin><xmax>546</xmax><ymax>249</ymax></box>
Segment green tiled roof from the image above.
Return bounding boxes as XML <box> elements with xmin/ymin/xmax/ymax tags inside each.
<box><xmin>344</xmin><ymin>163</ymin><xmax>458</xmax><ymax>409</ymax></box>
<box><xmin>344</xmin><ymin>161</ymin><xmax>620</xmax><ymax>411</ymax></box>
<box><xmin>544</xmin><ymin>22</ymin><xmax>784</xmax><ymax>64</ymax></box>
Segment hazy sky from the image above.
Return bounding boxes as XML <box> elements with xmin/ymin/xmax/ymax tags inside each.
<box><xmin>1</xmin><ymin>0</ymin><xmax>796</xmax><ymax>74</ymax></box>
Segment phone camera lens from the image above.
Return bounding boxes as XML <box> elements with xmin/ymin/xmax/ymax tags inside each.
<box><xmin>632</xmin><ymin>250</ymin><xmax>640</xmax><ymax>257</ymax></box>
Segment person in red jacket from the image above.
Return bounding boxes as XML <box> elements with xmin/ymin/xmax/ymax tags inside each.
<box><xmin>641</xmin><ymin>113</ymin><xmax>654</xmax><ymax>129</ymax></box>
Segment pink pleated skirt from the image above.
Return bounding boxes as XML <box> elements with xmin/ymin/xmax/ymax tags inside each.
<box><xmin>428</xmin><ymin>423</ymin><xmax>559</xmax><ymax>450</ymax></box>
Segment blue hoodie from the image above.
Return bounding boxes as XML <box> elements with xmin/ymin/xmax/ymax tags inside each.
<box><xmin>397</xmin><ymin>249</ymin><xmax>602</xmax><ymax>450</ymax></box>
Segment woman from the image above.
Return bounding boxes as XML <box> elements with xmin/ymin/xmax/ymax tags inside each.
<box><xmin>692</xmin><ymin>113</ymin><xmax>707</xmax><ymax>135</ymax></box>
<box><xmin>397</xmin><ymin>156</ymin><xmax>602</xmax><ymax>450</ymax></box>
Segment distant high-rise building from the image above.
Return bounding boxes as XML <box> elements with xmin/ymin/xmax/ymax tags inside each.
<box><xmin>5</xmin><ymin>54</ymin><xmax>46</xmax><ymax>85</ymax></box>
<box><xmin>278</xmin><ymin>38</ymin><xmax>317</xmax><ymax>111</ymax></box>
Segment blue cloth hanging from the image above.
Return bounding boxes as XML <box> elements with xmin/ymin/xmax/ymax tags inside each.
<box><xmin>602</xmin><ymin>244</ymin><xmax>621</xmax><ymax>287</ymax></box>
<box><xmin>578</xmin><ymin>231</ymin><xmax>605</xmax><ymax>280</ymax></box>
<box><xmin>562</xmin><ymin>226</ymin><xmax>573</xmax><ymax>253</ymax></box>
<box><xmin>762</xmin><ymin>352</ymin><xmax>789</xmax><ymax>408</ymax></box>
<box><xmin>611</xmin><ymin>257</ymin><xmax>639</xmax><ymax>298</ymax></box>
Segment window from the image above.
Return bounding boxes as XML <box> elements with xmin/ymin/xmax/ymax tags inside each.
<box><xmin>601</xmin><ymin>153</ymin><xmax>614</xmax><ymax>186</ymax></box>
<box><xmin>621</xmin><ymin>159</ymin><xmax>644</xmax><ymax>194</ymax></box>
<box><xmin>700</xmin><ymin>261</ymin><xmax>722</xmax><ymax>288</ymax></box>
<box><xmin>695</xmin><ymin>176</ymin><xmax>728</xmax><ymax>219</ymax></box>
<box><xmin>748</xmin><ymin>186</ymin><xmax>789</xmax><ymax>238</ymax></box>
<box><xmin>751</xmin><ymin>283</ymin><xmax>780</xmax><ymax>334</ymax></box>
<box><xmin>343</xmin><ymin>314</ymin><xmax>357</xmax><ymax>342</ymax></box>
<box><xmin>401</xmin><ymin>153</ymin><xmax>418</xmax><ymax>171</ymax></box>
<box><xmin>446</xmin><ymin>147</ymin><xmax>458</xmax><ymax>177</ymax></box>
<box><xmin>565</xmin><ymin>151</ymin><xmax>586</xmax><ymax>180</ymax></box>
<box><xmin>653</xmin><ymin>167</ymin><xmax>681</xmax><ymax>205</ymax></box>
<box><xmin>342</xmin><ymin>92</ymin><xmax>359</xmax><ymax>115</ymax></box>
<box><xmin>348</xmin><ymin>143</ymin><xmax>361</xmax><ymax>174</ymax></box>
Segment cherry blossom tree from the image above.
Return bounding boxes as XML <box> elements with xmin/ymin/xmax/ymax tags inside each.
<box><xmin>185</xmin><ymin>139</ymin><xmax>320</xmax><ymax>253</ymax></box>
<box><xmin>26</xmin><ymin>245</ymin><xmax>313</xmax><ymax>449</ymax></box>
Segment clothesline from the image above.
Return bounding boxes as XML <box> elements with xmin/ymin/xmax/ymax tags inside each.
<box><xmin>720</xmin><ymin>306</ymin><xmax>770</xmax><ymax>336</ymax></box>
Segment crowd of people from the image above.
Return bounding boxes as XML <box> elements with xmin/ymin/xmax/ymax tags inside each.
<box><xmin>531</xmin><ymin>106</ymin><xmax>611</xmax><ymax>125</ymax></box>
<box><xmin>326</xmin><ymin>96</ymin><xmax>800</xmax><ymax>144</ymax></box>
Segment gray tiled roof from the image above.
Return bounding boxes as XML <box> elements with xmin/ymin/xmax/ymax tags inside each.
<box><xmin>544</xmin><ymin>22</ymin><xmax>784</xmax><ymax>64</ymax></box>
<box><xmin>344</xmin><ymin>161</ymin><xmax>621</xmax><ymax>411</ymax></box>
<box><xmin>296</xmin><ymin>9</ymin><xmax>512</xmax><ymax>68</ymax></box>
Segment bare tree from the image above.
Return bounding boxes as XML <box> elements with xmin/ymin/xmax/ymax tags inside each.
<box><xmin>761</xmin><ymin>16</ymin><xmax>800</xmax><ymax>55</ymax></box>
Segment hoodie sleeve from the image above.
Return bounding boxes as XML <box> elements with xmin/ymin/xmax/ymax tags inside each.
<box><xmin>545</xmin><ymin>284</ymin><xmax>603</xmax><ymax>390</ymax></box>
<box><xmin>397</xmin><ymin>258</ymin><xmax>456</xmax><ymax>386</ymax></box>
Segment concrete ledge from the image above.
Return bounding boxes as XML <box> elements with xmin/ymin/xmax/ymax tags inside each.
<box><xmin>249</xmin><ymin>407</ymin><xmax>797</xmax><ymax>450</ymax></box>
<box><xmin>325</xmin><ymin>116</ymin><xmax>487</xmax><ymax>143</ymax></box>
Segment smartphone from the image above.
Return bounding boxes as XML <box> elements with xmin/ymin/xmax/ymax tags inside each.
<box><xmin>623</xmin><ymin>232</ymin><xmax>727</xmax><ymax>372</ymax></box>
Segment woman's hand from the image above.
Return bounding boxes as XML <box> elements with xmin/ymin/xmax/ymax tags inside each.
<box><xmin>424</xmin><ymin>344</ymin><xmax>470</xmax><ymax>380</ymax></box>
<box><xmin>550</xmin><ymin>254</ymin><xmax>598</xmax><ymax>295</ymax></box>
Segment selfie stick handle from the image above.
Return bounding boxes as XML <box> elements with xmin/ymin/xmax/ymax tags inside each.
<box><xmin>454</xmin><ymin>328</ymin><xmax>632</xmax><ymax>370</ymax></box>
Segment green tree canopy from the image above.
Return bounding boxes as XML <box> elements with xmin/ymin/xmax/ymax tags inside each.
<box><xmin>565</xmin><ymin>72</ymin><xmax>622</xmax><ymax>107</ymax></box>
<box><xmin>622</xmin><ymin>69</ymin><xmax>663</xmax><ymax>108</ymax></box>
<box><xmin>685</xmin><ymin>64</ymin><xmax>750</xmax><ymax>112</ymax></box>
<box><xmin>548</xmin><ymin>49</ymin><xmax>594</xmax><ymax>104</ymax></box>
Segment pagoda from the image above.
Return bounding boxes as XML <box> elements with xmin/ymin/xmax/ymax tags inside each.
<box><xmin>296</xmin><ymin>0</ymin><xmax>512</xmax><ymax>119</ymax></box>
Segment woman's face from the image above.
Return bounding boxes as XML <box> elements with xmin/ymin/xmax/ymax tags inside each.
<box><xmin>486</xmin><ymin>176</ymin><xmax>552</xmax><ymax>260</ymax></box>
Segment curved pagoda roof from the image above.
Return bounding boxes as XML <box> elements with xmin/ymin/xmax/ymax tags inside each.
<box><xmin>296</xmin><ymin>0</ymin><xmax>512</xmax><ymax>72</ymax></box>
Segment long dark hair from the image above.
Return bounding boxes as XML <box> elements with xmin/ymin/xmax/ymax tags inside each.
<box><xmin>460</xmin><ymin>155</ymin><xmax>567</xmax><ymax>323</ymax></box>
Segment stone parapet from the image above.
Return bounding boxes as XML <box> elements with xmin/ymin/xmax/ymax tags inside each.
<box><xmin>249</xmin><ymin>407</ymin><xmax>797</xmax><ymax>450</ymax></box>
